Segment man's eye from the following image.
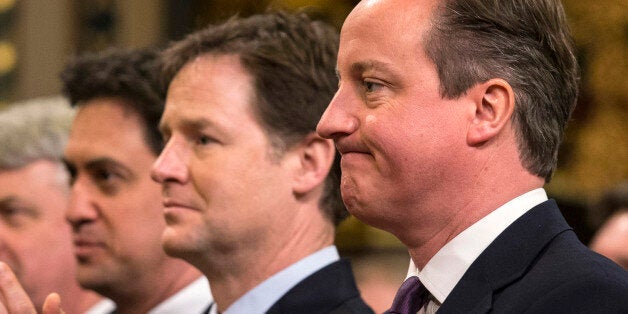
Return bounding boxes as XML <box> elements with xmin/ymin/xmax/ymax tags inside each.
<box><xmin>0</xmin><ymin>207</ymin><xmax>19</xmax><ymax>217</ymax></box>
<box><xmin>0</xmin><ymin>206</ymin><xmax>33</xmax><ymax>227</ymax></box>
<box><xmin>364</xmin><ymin>80</ymin><xmax>383</xmax><ymax>93</ymax></box>
<box><xmin>96</xmin><ymin>169</ymin><xmax>114</xmax><ymax>181</ymax></box>
<box><xmin>92</xmin><ymin>169</ymin><xmax>123</xmax><ymax>195</ymax></box>
<box><xmin>196</xmin><ymin>135</ymin><xmax>214</xmax><ymax>145</ymax></box>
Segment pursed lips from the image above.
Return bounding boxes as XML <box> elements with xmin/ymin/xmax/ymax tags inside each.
<box><xmin>335</xmin><ymin>138</ymin><xmax>371</xmax><ymax>156</ymax></box>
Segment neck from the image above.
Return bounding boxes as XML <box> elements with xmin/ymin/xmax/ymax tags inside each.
<box><xmin>111</xmin><ymin>263</ymin><xmax>202</xmax><ymax>314</ymax></box>
<box><xmin>401</xmin><ymin>143</ymin><xmax>545</xmax><ymax>269</ymax></box>
<box><xmin>201</xmin><ymin>209</ymin><xmax>334</xmax><ymax>312</ymax></box>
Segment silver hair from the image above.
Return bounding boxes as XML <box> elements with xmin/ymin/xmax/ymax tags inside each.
<box><xmin>0</xmin><ymin>96</ymin><xmax>75</xmax><ymax>169</ymax></box>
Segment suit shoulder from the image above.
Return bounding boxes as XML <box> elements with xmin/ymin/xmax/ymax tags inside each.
<box><xmin>496</xmin><ymin>231</ymin><xmax>628</xmax><ymax>311</ymax></box>
<box><xmin>527</xmin><ymin>268</ymin><xmax>628</xmax><ymax>313</ymax></box>
<box><xmin>267</xmin><ymin>259</ymin><xmax>374</xmax><ymax>314</ymax></box>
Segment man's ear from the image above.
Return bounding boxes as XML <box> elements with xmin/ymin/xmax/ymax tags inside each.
<box><xmin>291</xmin><ymin>133</ymin><xmax>335</xmax><ymax>195</ymax></box>
<box><xmin>466</xmin><ymin>78</ymin><xmax>515</xmax><ymax>146</ymax></box>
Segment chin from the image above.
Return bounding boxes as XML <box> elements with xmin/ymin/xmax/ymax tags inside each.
<box><xmin>76</xmin><ymin>266</ymin><xmax>109</xmax><ymax>292</ymax></box>
<box><xmin>162</xmin><ymin>229</ymin><xmax>202</xmax><ymax>258</ymax></box>
<box><xmin>348</xmin><ymin>201</ymin><xmax>396</xmax><ymax>231</ymax></box>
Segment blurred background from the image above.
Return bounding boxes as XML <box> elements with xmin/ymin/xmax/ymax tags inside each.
<box><xmin>0</xmin><ymin>0</ymin><xmax>626</xmax><ymax>311</ymax></box>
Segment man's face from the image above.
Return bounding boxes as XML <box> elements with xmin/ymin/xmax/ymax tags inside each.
<box><xmin>590</xmin><ymin>211</ymin><xmax>628</xmax><ymax>269</ymax></box>
<box><xmin>64</xmin><ymin>98</ymin><xmax>168</xmax><ymax>292</ymax></box>
<box><xmin>316</xmin><ymin>0</ymin><xmax>474</xmax><ymax>234</ymax></box>
<box><xmin>0</xmin><ymin>160</ymin><xmax>75</xmax><ymax>307</ymax></box>
<box><xmin>151</xmin><ymin>54</ymin><xmax>296</xmax><ymax>265</ymax></box>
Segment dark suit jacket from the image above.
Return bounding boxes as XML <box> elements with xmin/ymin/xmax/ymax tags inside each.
<box><xmin>439</xmin><ymin>199</ymin><xmax>628</xmax><ymax>313</ymax></box>
<box><xmin>266</xmin><ymin>259</ymin><xmax>374</xmax><ymax>314</ymax></box>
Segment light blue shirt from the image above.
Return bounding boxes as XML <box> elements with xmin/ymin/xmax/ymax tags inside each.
<box><xmin>211</xmin><ymin>245</ymin><xmax>340</xmax><ymax>314</ymax></box>
<box><xmin>149</xmin><ymin>276</ymin><xmax>212</xmax><ymax>314</ymax></box>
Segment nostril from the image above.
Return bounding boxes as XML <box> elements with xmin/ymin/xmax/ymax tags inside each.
<box><xmin>68</xmin><ymin>218</ymin><xmax>91</xmax><ymax>231</ymax></box>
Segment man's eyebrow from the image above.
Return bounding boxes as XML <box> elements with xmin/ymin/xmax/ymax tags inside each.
<box><xmin>62</xmin><ymin>157</ymin><xmax>133</xmax><ymax>179</ymax></box>
<box><xmin>85</xmin><ymin>157</ymin><xmax>129</xmax><ymax>173</ymax></box>
<box><xmin>0</xmin><ymin>196</ymin><xmax>37</xmax><ymax>216</ymax></box>
<box><xmin>0</xmin><ymin>196</ymin><xmax>16</xmax><ymax>208</ymax></box>
<box><xmin>350</xmin><ymin>60</ymin><xmax>398</xmax><ymax>75</ymax></box>
<box><xmin>162</xmin><ymin>117</ymin><xmax>223</xmax><ymax>136</ymax></box>
<box><xmin>347</xmin><ymin>60</ymin><xmax>403</xmax><ymax>86</ymax></box>
<box><xmin>180</xmin><ymin>118</ymin><xmax>215</xmax><ymax>131</ymax></box>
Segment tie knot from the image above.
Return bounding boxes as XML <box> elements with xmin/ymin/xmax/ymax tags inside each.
<box><xmin>386</xmin><ymin>276</ymin><xmax>428</xmax><ymax>314</ymax></box>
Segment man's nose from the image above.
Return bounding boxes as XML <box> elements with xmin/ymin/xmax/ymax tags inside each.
<box><xmin>151</xmin><ymin>139</ymin><xmax>188</xmax><ymax>184</ymax></box>
<box><xmin>316</xmin><ymin>87</ymin><xmax>359</xmax><ymax>140</ymax></box>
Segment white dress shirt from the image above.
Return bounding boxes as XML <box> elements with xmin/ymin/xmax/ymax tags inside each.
<box><xmin>210</xmin><ymin>245</ymin><xmax>340</xmax><ymax>314</ymax></box>
<box><xmin>83</xmin><ymin>298</ymin><xmax>115</xmax><ymax>314</ymax></box>
<box><xmin>406</xmin><ymin>188</ymin><xmax>548</xmax><ymax>313</ymax></box>
<box><xmin>82</xmin><ymin>277</ymin><xmax>212</xmax><ymax>314</ymax></box>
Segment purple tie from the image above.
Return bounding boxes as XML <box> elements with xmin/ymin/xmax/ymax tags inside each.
<box><xmin>386</xmin><ymin>276</ymin><xmax>428</xmax><ymax>314</ymax></box>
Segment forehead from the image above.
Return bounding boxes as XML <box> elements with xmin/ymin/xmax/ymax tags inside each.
<box><xmin>0</xmin><ymin>160</ymin><xmax>66</xmax><ymax>192</ymax></box>
<box><xmin>0</xmin><ymin>160</ymin><xmax>67</xmax><ymax>216</ymax></box>
<box><xmin>340</xmin><ymin>0</ymin><xmax>437</xmax><ymax>63</ymax></box>
<box><xmin>161</xmin><ymin>54</ymin><xmax>259</xmax><ymax>131</ymax></box>
<box><xmin>65</xmin><ymin>99</ymin><xmax>154</xmax><ymax>164</ymax></box>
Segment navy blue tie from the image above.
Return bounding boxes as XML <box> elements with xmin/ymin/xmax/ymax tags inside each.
<box><xmin>386</xmin><ymin>276</ymin><xmax>428</xmax><ymax>314</ymax></box>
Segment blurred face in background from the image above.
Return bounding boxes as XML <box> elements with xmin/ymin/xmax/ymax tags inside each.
<box><xmin>63</xmin><ymin>98</ymin><xmax>169</xmax><ymax>295</ymax></box>
<box><xmin>590</xmin><ymin>211</ymin><xmax>628</xmax><ymax>269</ymax></box>
<box><xmin>0</xmin><ymin>160</ymin><xmax>76</xmax><ymax>307</ymax></box>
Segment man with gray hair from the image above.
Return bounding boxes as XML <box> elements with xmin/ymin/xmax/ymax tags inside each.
<box><xmin>0</xmin><ymin>97</ymin><xmax>112</xmax><ymax>313</ymax></box>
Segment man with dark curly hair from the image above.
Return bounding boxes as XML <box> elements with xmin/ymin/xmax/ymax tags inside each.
<box><xmin>60</xmin><ymin>48</ymin><xmax>213</xmax><ymax>314</ymax></box>
<box><xmin>0</xmin><ymin>48</ymin><xmax>213</xmax><ymax>314</ymax></box>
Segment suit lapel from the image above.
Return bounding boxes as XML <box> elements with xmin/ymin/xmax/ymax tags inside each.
<box><xmin>438</xmin><ymin>200</ymin><xmax>572</xmax><ymax>313</ymax></box>
<box><xmin>266</xmin><ymin>259</ymin><xmax>363</xmax><ymax>314</ymax></box>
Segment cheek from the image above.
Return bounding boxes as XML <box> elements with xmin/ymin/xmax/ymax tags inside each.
<box><xmin>366</xmin><ymin>116</ymin><xmax>420</xmax><ymax>175</ymax></box>
<box><xmin>102</xmin><ymin>194</ymin><xmax>164</xmax><ymax>249</ymax></box>
<box><xmin>0</xmin><ymin>232</ymin><xmax>22</xmax><ymax>273</ymax></box>
<box><xmin>188</xmin><ymin>158</ymin><xmax>220</xmax><ymax>206</ymax></box>
<box><xmin>11</xmin><ymin>225</ymin><xmax>65</xmax><ymax>276</ymax></box>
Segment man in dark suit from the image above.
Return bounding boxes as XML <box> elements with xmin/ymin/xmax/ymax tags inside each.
<box><xmin>317</xmin><ymin>0</ymin><xmax>628</xmax><ymax>313</ymax></box>
<box><xmin>151</xmin><ymin>12</ymin><xmax>372</xmax><ymax>314</ymax></box>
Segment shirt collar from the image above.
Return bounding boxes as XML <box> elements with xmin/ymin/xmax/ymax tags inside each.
<box><xmin>84</xmin><ymin>298</ymin><xmax>116</xmax><ymax>314</ymax></box>
<box><xmin>222</xmin><ymin>245</ymin><xmax>339</xmax><ymax>314</ymax></box>
<box><xmin>148</xmin><ymin>276</ymin><xmax>212</xmax><ymax>314</ymax></box>
<box><xmin>408</xmin><ymin>188</ymin><xmax>548</xmax><ymax>303</ymax></box>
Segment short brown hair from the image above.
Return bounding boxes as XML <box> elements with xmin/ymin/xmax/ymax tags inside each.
<box><xmin>425</xmin><ymin>0</ymin><xmax>580</xmax><ymax>182</ymax></box>
<box><xmin>161</xmin><ymin>11</ymin><xmax>346</xmax><ymax>225</ymax></box>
